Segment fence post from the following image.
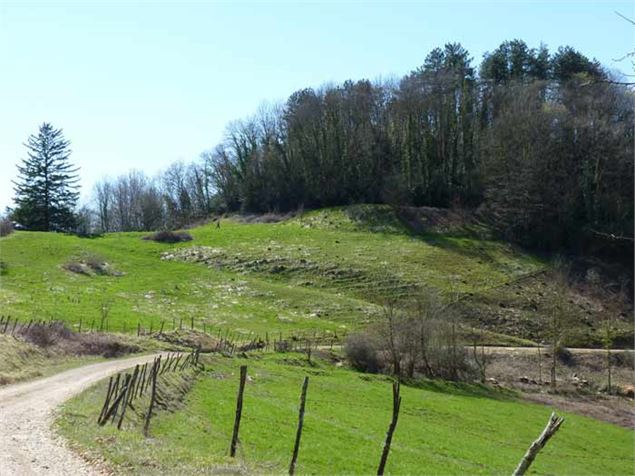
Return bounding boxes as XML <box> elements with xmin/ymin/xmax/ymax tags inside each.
<box><xmin>143</xmin><ymin>357</ymin><xmax>161</xmax><ymax>436</ymax></box>
<box><xmin>377</xmin><ymin>382</ymin><xmax>401</xmax><ymax>476</ymax></box>
<box><xmin>99</xmin><ymin>374</ymin><xmax>130</xmax><ymax>426</ymax></box>
<box><xmin>117</xmin><ymin>366</ymin><xmax>139</xmax><ymax>430</ymax></box>
<box><xmin>97</xmin><ymin>376</ymin><xmax>115</xmax><ymax>424</ymax></box>
<box><xmin>512</xmin><ymin>413</ymin><xmax>564</xmax><ymax>476</ymax></box>
<box><xmin>289</xmin><ymin>376</ymin><xmax>309</xmax><ymax>475</ymax></box>
<box><xmin>229</xmin><ymin>365</ymin><xmax>248</xmax><ymax>457</ymax></box>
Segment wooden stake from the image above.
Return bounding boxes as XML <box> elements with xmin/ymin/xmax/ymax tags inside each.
<box><xmin>97</xmin><ymin>376</ymin><xmax>114</xmax><ymax>424</ymax></box>
<box><xmin>229</xmin><ymin>365</ymin><xmax>248</xmax><ymax>457</ymax></box>
<box><xmin>99</xmin><ymin>374</ymin><xmax>130</xmax><ymax>426</ymax></box>
<box><xmin>513</xmin><ymin>412</ymin><xmax>564</xmax><ymax>476</ymax></box>
<box><xmin>143</xmin><ymin>357</ymin><xmax>160</xmax><ymax>437</ymax></box>
<box><xmin>377</xmin><ymin>382</ymin><xmax>401</xmax><ymax>476</ymax></box>
<box><xmin>117</xmin><ymin>367</ymin><xmax>138</xmax><ymax>429</ymax></box>
<box><xmin>289</xmin><ymin>376</ymin><xmax>309</xmax><ymax>475</ymax></box>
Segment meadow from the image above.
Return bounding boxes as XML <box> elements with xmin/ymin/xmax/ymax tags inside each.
<box><xmin>3</xmin><ymin>205</ymin><xmax>633</xmax><ymax>475</ymax></box>
<box><xmin>0</xmin><ymin>206</ymin><xmax>547</xmax><ymax>343</ymax></box>
<box><xmin>57</xmin><ymin>352</ymin><xmax>634</xmax><ymax>475</ymax></box>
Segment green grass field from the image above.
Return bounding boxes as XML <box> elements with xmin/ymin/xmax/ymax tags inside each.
<box><xmin>4</xmin><ymin>205</ymin><xmax>633</xmax><ymax>474</ymax></box>
<box><xmin>57</xmin><ymin>352</ymin><xmax>634</xmax><ymax>475</ymax></box>
<box><xmin>0</xmin><ymin>206</ymin><xmax>547</xmax><ymax>342</ymax></box>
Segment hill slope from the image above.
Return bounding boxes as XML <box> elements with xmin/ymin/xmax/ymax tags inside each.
<box><xmin>0</xmin><ymin>205</ymin><xmax>629</xmax><ymax>345</ymax></box>
<box><xmin>57</xmin><ymin>352</ymin><xmax>634</xmax><ymax>475</ymax></box>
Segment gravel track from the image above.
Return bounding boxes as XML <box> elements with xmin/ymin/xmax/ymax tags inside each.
<box><xmin>0</xmin><ymin>353</ymin><xmax>166</xmax><ymax>476</ymax></box>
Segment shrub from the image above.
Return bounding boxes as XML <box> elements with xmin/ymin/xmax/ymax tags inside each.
<box><xmin>18</xmin><ymin>321</ymin><xmax>139</xmax><ymax>356</ymax></box>
<box><xmin>274</xmin><ymin>340</ymin><xmax>292</xmax><ymax>352</ymax></box>
<box><xmin>346</xmin><ymin>293</ymin><xmax>480</xmax><ymax>382</ymax></box>
<box><xmin>344</xmin><ymin>332</ymin><xmax>381</xmax><ymax>373</ymax></box>
<box><xmin>78</xmin><ymin>336</ymin><xmax>139</xmax><ymax>358</ymax></box>
<box><xmin>0</xmin><ymin>261</ymin><xmax>7</xmax><ymax>276</ymax></box>
<box><xmin>19</xmin><ymin>321</ymin><xmax>73</xmax><ymax>347</ymax></box>
<box><xmin>83</xmin><ymin>254</ymin><xmax>109</xmax><ymax>275</ymax></box>
<box><xmin>63</xmin><ymin>261</ymin><xmax>91</xmax><ymax>276</ymax></box>
<box><xmin>63</xmin><ymin>256</ymin><xmax>123</xmax><ymax>277</ymax></box>
<box><xmin>0</xmin><ymin>217</ymin><xmax>14</xmax><ymax>237</ymax></box>
<box><xmin>143</xmin><ymin>230</ymin><xmax>193</xmax><ymax>243</ymax></box>
<box><xmin>555</xmin><ymin>345</ymin><xmax>575</xmax><ymax>366</ymax></box>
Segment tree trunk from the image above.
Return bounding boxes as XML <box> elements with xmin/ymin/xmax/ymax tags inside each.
<box><xmin>377</xmin><ymin>382</ymin><xmax>402</xmax><ymax>476</ymax></box>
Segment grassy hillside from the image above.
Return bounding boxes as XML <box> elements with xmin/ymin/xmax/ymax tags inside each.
<box><xmin>57</xmin><ymin>352</ymin><xmax>634</xmax><ymax>475</ymax></box>
<box><xmin>2</xmin><ymin>205</ymin><xmax>630</xmax><ymax>345</ymax></box>
<box><xmin>0</xmin><ymin>206</ymin><xmax>548</xmax><ymax>340</ymax></box>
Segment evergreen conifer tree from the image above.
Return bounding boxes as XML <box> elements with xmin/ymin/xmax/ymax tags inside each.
<box><xmin>12</xmin><ymin>123</ymin><xmax>80</xmax><ymax>231</ymax></box>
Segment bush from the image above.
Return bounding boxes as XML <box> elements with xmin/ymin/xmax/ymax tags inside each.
<box><xmin>18</xmin><ymin>321</ymin><xmax>139</xmax><ymax>356</ymax></box>
<box><xmin>143</xmin><ymin>230</ymin><xmax>193</xmax><ymax>243</ymax></box>
<box><xmin>63</xmin><ymin>261</ymin><xmax>91</xmax><ymax>276</ymax></box>
<box><xmin>63</xmin><ymin>254</ymin><xmax>123</xmax><ymax>277</ymax></box>
<box><xmin>555</xmin><ymin>345</ymin><xmax>575</xmax><ymax>366</ymax></box>
<box><xmin>344</xmin><ymin>332</ymin><xmax>381</xmax><ymax>373</ymax></box>
<box><xmin>83</xmin><ymin>254</ymin><xmax>110</xmax><ymax>275</ymax></box>
<box><xmin>19</xmin><ymin>321</ymin><xmax>73</xmax><ymax>347</ymax></box>
<box><xmin>345</xmin><ymin>294</ymin><xmax>480</xmax><ymax>382</ymax></box>
<box><xmin>0</xmin><ymin>217</ymin><xmax>14</xmax><ymax>237</ymax></box>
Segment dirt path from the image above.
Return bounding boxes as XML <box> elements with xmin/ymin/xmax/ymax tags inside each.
<box><xmin>0</xmin><ymin>353</ymin><xmax>166</xmax><ymax>476</ymax></box>
<box><xmin>481</xmin><ymin>346</ymin><xmax>630</xmax><ymax>354</ymax></box>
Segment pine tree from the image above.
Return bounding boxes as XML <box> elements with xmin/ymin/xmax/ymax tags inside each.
<box><xmin>12</xmin><ymin>123</ymin><xmax>80</xmax><ymax>231</ymax></box>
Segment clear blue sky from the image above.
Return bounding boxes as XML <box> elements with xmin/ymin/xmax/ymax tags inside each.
<box><xmin>1</xmin><ymin>1</ymin><xmax>633</xmax><ymax>211</ymax></box>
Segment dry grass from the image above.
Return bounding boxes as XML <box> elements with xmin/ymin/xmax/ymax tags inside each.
<box><xmin>63</xmin><ymin>254</ymin><xmax>123</xmax><ymax>277</ymax></box>
<box><xmin>0</xmin><ymin>322</ymin><xmax>175</xmax><ymax>386</ymax></box>
<box><xmin>18</xmin><ymin>321</ymin><xmax>141</xmax><ymax>356</ymax></box>
<box><xmin>482</xmin><ymin>347</ymin><xmax>634</xmax><ymax>427</ymax></box>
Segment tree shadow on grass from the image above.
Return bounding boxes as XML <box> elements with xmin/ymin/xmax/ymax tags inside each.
<box><xmin>403</xmin><ymin>377</ymin><xmax>518</xmax><ymax>401</ymax></box>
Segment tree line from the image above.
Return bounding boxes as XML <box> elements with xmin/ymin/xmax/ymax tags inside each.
<box><xmin>9</xmin><ymin>39</ymin><xmax>634</xmax><ymax>259</ymax></box>
<box><xmin>204</xmin><ymin>40</ymin><xmax>632</xmax><ymax>253</ymax></box>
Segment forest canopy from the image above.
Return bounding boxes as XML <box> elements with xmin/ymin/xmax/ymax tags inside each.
<box><xmin>90</xmin><ymin>39</ymin><xmax>633</xmax><ymax>256</ymax></box>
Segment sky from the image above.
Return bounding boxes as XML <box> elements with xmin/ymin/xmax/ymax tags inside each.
<box><xmin>1</xmin><ymin>1</ymin><xmax>633</xmax><ymax>211</ymax></box>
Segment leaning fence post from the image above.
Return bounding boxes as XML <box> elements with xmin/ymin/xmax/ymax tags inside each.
<box><xmin>377</xmin><ymin>381</ymin><xmax>401</xmax><ymax>476</ymax></box>
<box><xmin>512</xmin><ymin>412</ymin><xmax>564</xmax><ymax>476</ymax></box>
<box><xmin>143</xmin><ymin>357</ymin><xmax>160</xmax><ymax>436</ymax></box>
<box><xmin>97</xmin><ymin>376</ymin><xmax>115</xmax><ymax>424</ymax></box>
<box><xmin>289</xmin><ymin>376</ymin><xmax>309</xmax><ymax>475</ymax></box>
<box><xmin>117</xmin><ymin>366</ymin><xmax>138</xmax><ymax>430</ymax></box>
<box><xmin>229</xmin><ymin>365</ymin><xmax>248</xmax><ymax>457</ymax></box>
